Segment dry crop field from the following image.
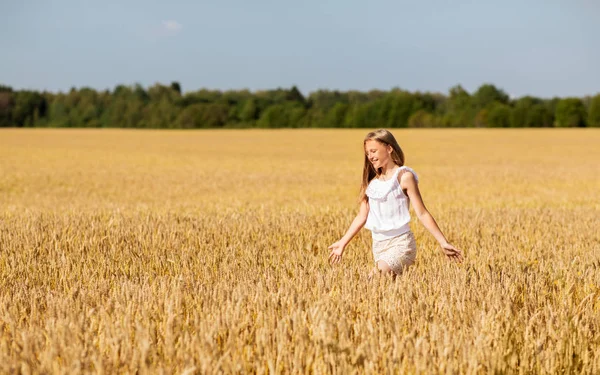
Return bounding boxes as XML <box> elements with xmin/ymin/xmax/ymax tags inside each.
<box><xmin>0</xmin><ymin>128</ymin><xmax>599</xmax><ymax>374</ymax></box>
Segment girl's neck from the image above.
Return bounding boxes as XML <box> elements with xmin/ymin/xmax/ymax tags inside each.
<box><xmin>378</xmin><ymin>162</ymin><xmax>399</xmax><ymax>179</ymax></box>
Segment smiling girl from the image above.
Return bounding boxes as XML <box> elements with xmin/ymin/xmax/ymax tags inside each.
<box><xmin>328</xmin><ymin>129</ymin><xmax>463</xmax><ymax>277</ymax></box>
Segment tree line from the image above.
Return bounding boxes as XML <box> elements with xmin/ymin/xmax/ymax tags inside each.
<box><xmin>1</xmin><ymin>82</ymin><xmax>599</xmax><ymax>128</ymax></box>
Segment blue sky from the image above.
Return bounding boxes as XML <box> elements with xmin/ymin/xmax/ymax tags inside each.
<box><xmin>1</xmin><ymin>0</ymin><xmax>599</xmax><ymax>98</ymax></box>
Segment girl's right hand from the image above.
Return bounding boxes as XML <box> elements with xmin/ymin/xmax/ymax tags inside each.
<box><xmin>440</xmin><ymin>242</ymin><xmax>463</xmax><ymax>263</ymax></box>
<box><xmin>328</xmin><ymin>241</ymin><xmax>346</xmax><ymax>264</ymax></box>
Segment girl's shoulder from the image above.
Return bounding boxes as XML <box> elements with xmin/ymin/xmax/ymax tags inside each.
<box><xmin>396</xmin><ymin>166</ymin><xmax>419</xmax><ymax>183</ymax></box>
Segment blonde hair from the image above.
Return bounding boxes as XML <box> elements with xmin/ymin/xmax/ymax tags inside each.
<box><xmin>359</xmin><ymin>129</ymin><xmax>405</xmax><ymax>202</ymax></box>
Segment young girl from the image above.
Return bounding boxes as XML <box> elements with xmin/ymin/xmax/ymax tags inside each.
<box><xmin>328</xmin><ymin>129</ymin><xmax>463</xmax><ymax>276</ymax></box>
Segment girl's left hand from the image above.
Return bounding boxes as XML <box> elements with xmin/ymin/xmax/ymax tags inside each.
<box><xmin>440</xmin><ymin>242</ymin><xmax>463</xmax><ymax>263</ymax></box>
<box><xmin>328</xmin><ymin>241</ymin><xmax>345</xmax><ymax>264</ymax></box>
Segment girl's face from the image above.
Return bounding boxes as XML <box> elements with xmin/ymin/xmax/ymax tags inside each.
<box><xmin>364</xmin><ymin>140</ymin><xmax>392</xmax><ymax>170</ymax></box>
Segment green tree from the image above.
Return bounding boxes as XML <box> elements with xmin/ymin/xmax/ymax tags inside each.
<box><xmin>181</xmin><ymin>89</ymin><xmax>222</xmax><ymax>106</ymax></box>
<box><xmin>47</xmin><ymin>94</ymin><xmax>69</xmax><ymax>127</ymax></box>
<box><xmin>442</xmin><ymin>85</ymin><xmax>474</xmax><ymax>127</ymax></box>
<box><xmin>555</xmin><ymin>98</ymin><xmax>587</xmax><ymax>127</ymax></box>
<box><xmin>148</xmin><ymin>83</ymin><xmax>180</xmax><ymax>102</ymax></box>
<box><xmin>0</xmin><ymin>87</ymin><xmax>14</xmax><ymax>127</ymax></box>
<box><xmin>288</xmin><ymin>105</ymin><xmax>307</xmax><ymax>128</ymax></box>
<box><xmin>587</xmin><ymin>94</ymin><xmax>600</xmax><ymax>127</ymax></box>
<box><xmin>133</xmin><ymin>84</ymin><xmax>150</xmax><ymax>103</ymax></box>
<box><xmin>143</xmin><ymin>97</ymin><xmax>177</xmax><ymax>128</ymax></box>
<box><xmin>12</xmin><ymin>91</ymin><xmax>47</xmax><ymax>127</ymax></box>
<box><xmin>526</xmin><ymin>104</ymin><xmax>554</xmax><ymax>127</ymax></box>
<box><xmin>384</xmin><ymin>92</ymin><xmax>420</xmax><ymax>128</ymax></box>
<box><xmin>473</xmin><ymin>84</ymin><xmax>509</xmax><ymax>109</ymax></box>
<box><xmin>239</xmin><ymin>99</ymin><xmax>259</xmax><ymax>123</ymax></box>
<box><xmin>1</xmin><ymin>81</ymin><xmax>596</xmax><ymax>129</ymax></box>
<box><xmin>175</xmin><ymin>104</ymin><xmax>201</xmax><ymax>129</ymax></box>
<box><xmin>487</xmin><ymin>103</ymin><xmax>512</xmax><ymax>128</ymax></box>
<box><xmin>123</xmin><ymin>99</ymin><xmax>145</xmax><ymax>128</ymax></box>
<box><xmin>201</xmin><ymin>103</ymin><xmax>229</xmax><ymax>128</ymax></box>
<box><xmin>510</xmin><ymin>96</ymin><xmax>538</xmax><ymax>127</ymax></box>
<box><xmin>474</xmin><ymin>109</ymin><xmax>488</xmax><ymax>128</ymax></box>
<box><xmin>170</xmin><ymin>81</ymin><xmax>182</xmax><ymax>95</ymax></box>
<box><xmin>175</xmin><ymin>103</ymin><xmax>228</xmax><ymax>128</ymax></box>
<box><xmin>408</xmin><ymin>110</ymin><xmax>437</xmax><ymax>128</ymax></box>
<box><xmin>545</xmin><ymin>98</ymin><xmax>560</xmax><ymax>121</ymax></box>
<box><xmin>323</xmin><ymin>102</ymin><xmax>348</xmax><ymax>128</ymax></box>
<box><xmin>303</xmin><ymin>108</ymin><xmax>326</xmax><ymax>128</ymax></box>
<box><xmin>286</xmin><ymin>85</ymin><xmax>306</xmax><ymax>104</ymax></box>
<box><xmin>344</xmin><ymin>103</ymin><xmax>372</xmax><ymax>128</ymax></box>
<box><xmin>257</xmin><ymin>103</ymin><xmax>305</xmax><ymax>128</ymax></box>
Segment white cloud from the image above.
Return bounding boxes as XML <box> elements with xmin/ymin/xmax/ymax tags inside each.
<box><xmin>162</xmin><ymin>20</ymin><xmax>182</xmax><ymax>35</ymax></box>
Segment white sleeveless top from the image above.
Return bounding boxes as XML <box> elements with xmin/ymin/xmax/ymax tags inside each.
<box><xmin>364</xmin><ymin>166</ymin><xmax>419</xmax><ymax>241</ymax></box>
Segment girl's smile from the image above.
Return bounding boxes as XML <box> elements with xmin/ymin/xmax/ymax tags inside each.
<box><xmin>365</xmin><ymin>139</ymin><xmax>394</xmax><ymax>174</ymax></box>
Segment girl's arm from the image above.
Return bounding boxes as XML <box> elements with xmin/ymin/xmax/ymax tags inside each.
<box><xmin>400</xmin><ymin>171</ymin><xmax>463</xmax><ymax>262</ymax></box>
<box><xmin>328</xmin><ymin>199</ymin><xmax>369</xmax><ymax>264</ymax></box>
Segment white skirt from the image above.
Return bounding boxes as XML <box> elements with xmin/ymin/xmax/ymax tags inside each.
<box><xmin>372</xmin><ymin>231</ymin><xmax>417</xmax><ymax>274</ymax></box>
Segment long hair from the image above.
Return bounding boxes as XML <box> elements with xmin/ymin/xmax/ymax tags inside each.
<box><xmin>359</xmin><ymin>129</ymin><xmax>405</xmax><ymax>202</ymax></box>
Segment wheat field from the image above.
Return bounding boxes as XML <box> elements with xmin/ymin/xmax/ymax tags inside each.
<box><xmin>0</xmin><ymin>128</ymin><xmax>599</xmax><ymax>374</ymax></box>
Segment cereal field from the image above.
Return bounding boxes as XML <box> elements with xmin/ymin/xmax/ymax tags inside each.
<box><xmin>1</xmin><ymin>128</ymin><xmax>599</xmax><ymax>374</ymax></box>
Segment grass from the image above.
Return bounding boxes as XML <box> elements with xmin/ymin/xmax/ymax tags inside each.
<box><xmin>0</xmin><ymin>128</ymin><xmax>599</xmax><ymax>374</ymax></box>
